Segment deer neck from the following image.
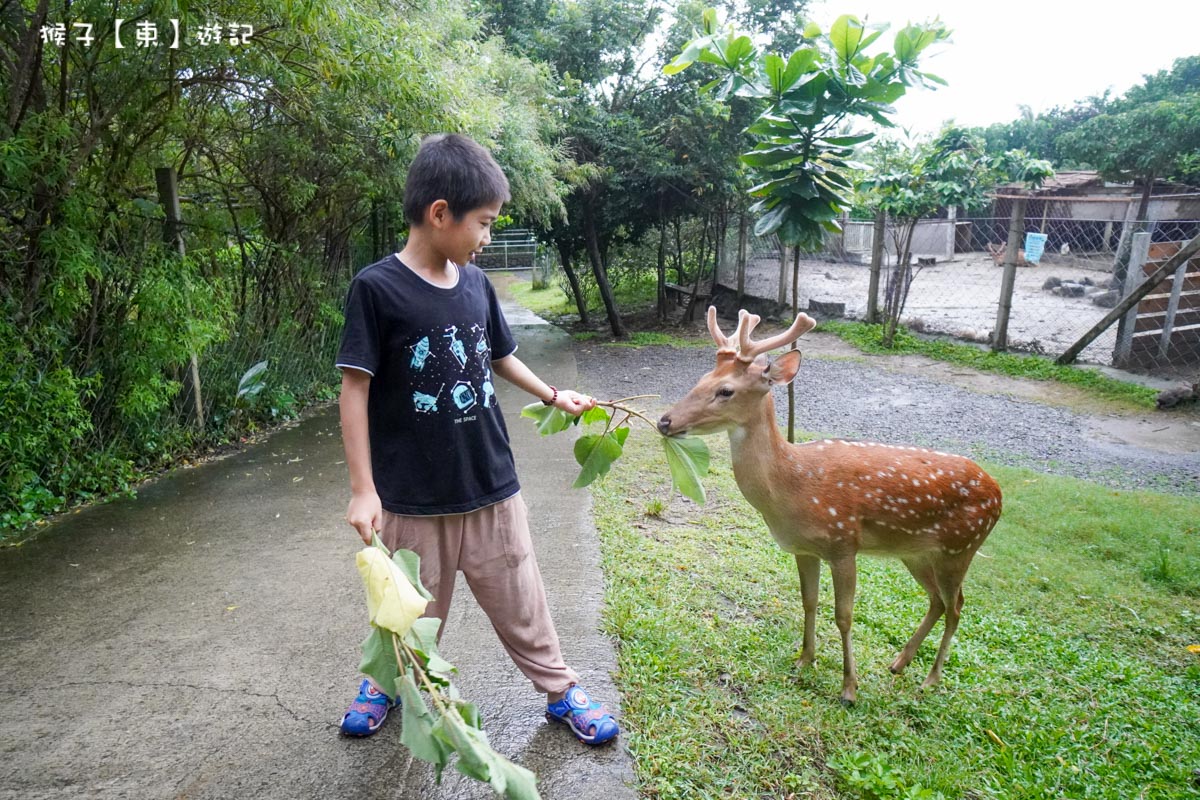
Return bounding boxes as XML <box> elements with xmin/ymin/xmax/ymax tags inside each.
<box><xmin>727</xmin><ymin>392</ymin><xmax>790</xmax><ymax>512</ymax></box>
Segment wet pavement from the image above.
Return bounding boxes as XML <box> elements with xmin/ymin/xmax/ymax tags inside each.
<box><xmin>0</xmin><ymin>289</ymin><xmax>636</xmax><ymax>799</ymax></box>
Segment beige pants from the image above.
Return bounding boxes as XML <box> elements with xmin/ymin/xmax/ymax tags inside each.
<box><xmin>379</xmin><ymin>492</ymin><xmax>579</xmax><ymax>694</ymax></box>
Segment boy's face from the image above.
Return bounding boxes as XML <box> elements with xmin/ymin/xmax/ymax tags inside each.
<box><xmin>428</xmin><ymin>199</ymin><xmax>503</xmax><ymax>267</ymax></box>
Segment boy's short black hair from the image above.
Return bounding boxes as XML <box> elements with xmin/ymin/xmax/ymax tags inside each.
<box><xmin>403</xmin><ymin>134</ymin><xmax>511</xmax><ymax>225</ymax></box>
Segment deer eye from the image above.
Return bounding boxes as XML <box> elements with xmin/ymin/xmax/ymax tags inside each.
<box><xmin>716</xmin><ymin>387</ymin><xmax>735</xmax><ymax>399</ymax></box>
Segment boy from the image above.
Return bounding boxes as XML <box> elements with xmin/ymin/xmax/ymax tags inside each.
<box><xmin>335</xmin><ymin>133</ymin><xmax>619</xmax><ymax>745</ymax></box>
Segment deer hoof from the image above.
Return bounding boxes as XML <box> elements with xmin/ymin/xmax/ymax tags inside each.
<box><xmin>839</xmin><ymin>696</ymin><xmax>856</xmax><ymax>708</ymax></box>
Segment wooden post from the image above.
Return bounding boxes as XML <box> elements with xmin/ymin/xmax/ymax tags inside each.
<box><xmin>993</xmin><ymin>195</ymin><xmax>1027</xmax><ymax>352</ymax></box>
<box><xmin>155</xmin><ymin>166</ymin><xmax>205</xmax><ymax>433</ymax></box>
<box><xmin>1058</xmin><ymin>232</ymin><xmax>1200</xmax><ymax>365</ymax></box>
<box><xmin>1113</xmin><ymin>232</ymin><xmax>1151</xmax><ymax>366</ymax></box>
<box><xmin>1159</xmin><ymin>255</ymin><xmax>1190</xmax><ymax>359</ymax></box>
<box><xmin>867</xmin><ymin>210</ymin><xmax>885</xmax><ymax>323</ymax></box>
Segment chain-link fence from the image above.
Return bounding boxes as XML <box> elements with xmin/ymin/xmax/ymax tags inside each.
<box><xmin>716</xmin><ymin>200</ymin><xmax>1200</xmax><ymax>380</ymax></box>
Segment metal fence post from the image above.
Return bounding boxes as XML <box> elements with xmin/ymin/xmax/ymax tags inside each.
<box><xmin>1113</xmin><ymin>232</ymin><xmax>1151</xmax><ymax>366</ymax></box>
<box><xmin>992</xmin><ymin>196</ymin><xmax>1027</xmax><ymax>352</ymax></box>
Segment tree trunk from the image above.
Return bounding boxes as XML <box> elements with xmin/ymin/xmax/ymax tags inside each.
<box><xmin>736</xmin><ymin>211</ymin><xmax>748</xmax><ymax>302</ymax></box>
<box><xmin>787</xmin><ymin>245</ymin><xmax>799</xmax><ymax>443</ymax></box>
<box><xmin>673</xmin><ymin>217</ymin><xmax>684</xmax><ymax>283</ymax></box>
<box><xmin>657</xmin><ymin>220</ymin><xmax>668</xmax><ymax>321</ymax></box>
<box><xmin>684</xmin><ymin>214</ymin><xmax>712</xmax><ymax>322</ymax></box>
<box><xmin>583</xmin><ymin>209</ymin><xmax>625</xmax><ymax>337</ymax></box>
<box><xmin>557</xmin><ymin>243</ymin><xmax>589</xmax><ymax>326</ymax></box>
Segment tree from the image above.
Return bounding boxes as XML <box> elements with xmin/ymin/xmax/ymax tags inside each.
<box><xmin>667</xmin><ymin>8</ymin><xmax>949</xmax><ymax>438</ymax></box>
<box><xmin>861</xmin><ymin>128</ymin><xmax>1052</xmax><ymax>345</ymax></box>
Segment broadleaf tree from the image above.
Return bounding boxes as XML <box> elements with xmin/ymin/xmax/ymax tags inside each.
<box><xmin>666</xmin><ymin>8</ymin><xmax>950</xmax><ymax>436</ymax></box>
<box><xmin>860</xmin><ymin>127</ymin><xmax>1052</xmax><ymax>345</ymax></box>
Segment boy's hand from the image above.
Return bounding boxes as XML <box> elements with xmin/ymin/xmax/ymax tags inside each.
<box><xmin>553</xmin><ymin>389</ymin><xmax>596</xmax><ymax>417</ymax></box>
<box><xmin>346</xmin><ymin>490</ymin><xmax>383</xmax><ymax>545</ymax></box>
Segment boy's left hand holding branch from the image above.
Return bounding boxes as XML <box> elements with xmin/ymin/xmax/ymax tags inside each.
<box><xmin>491</xmin><ymin>355</ymin><xmax>595</xmax><ymax>416</ymax></box>
<box><xmin>549</xmin><ymin>388</ymin><xmax>596</xmax><ymax>415</ymax></box>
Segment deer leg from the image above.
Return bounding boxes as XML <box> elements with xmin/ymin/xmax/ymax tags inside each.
<box><xmin>921</xmin><ymin>574</ymin><xmax>966</xmax><ymax>689</ymax></box>
<box><xmin>795</xmin><ymin>554</ymin><xmax>820</xmax><ymax>668</ymax></box>
<box><xmin>828</xmin><ymin>556</ymin><xmax>858</xmax><ymax>706</ymax></box>
<box><xmin>890</xmin><ymin>558</ymin><xmax>946</xmax><ymax>675</ymax></box>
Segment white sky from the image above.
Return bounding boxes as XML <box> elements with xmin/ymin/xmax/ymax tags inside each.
<box><xmin>807</xmin><ymin>0</ymin><xmax>1200</xmax><ymax>133</ymax></box>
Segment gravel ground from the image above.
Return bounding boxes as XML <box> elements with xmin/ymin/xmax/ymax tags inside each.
<box><xmin>572</xmin><ymin>341</ymin><xmax>1200</xmax><ymax>497</ymax></box>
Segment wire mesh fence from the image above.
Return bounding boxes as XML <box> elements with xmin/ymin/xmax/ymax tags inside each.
<box><xmin>716</xmin><ymin>202</ymin><xmax>1200</xmax><ymax>381</ymax></box>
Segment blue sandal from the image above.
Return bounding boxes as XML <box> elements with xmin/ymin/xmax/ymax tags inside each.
<box><xmin>546</xmin><ymin>685</ymin><xmax>619</xmax><ymax>745</ymax></box>
<box><xmin>340</xmin><ymin>679</ymin><xmax>398</xmax><ymax>737</ymax></box>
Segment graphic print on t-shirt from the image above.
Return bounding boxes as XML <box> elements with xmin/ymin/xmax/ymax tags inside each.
<box><xmin>444</xmin><ymin>325</ymin><xmax>468</xmax><ymax>368</ymax></box>
<box><xmin>413</xmin><ymin>384</ymin><xmax>443</xmax><ymax>413</ymax></box>
<box><xmin>408</xmin><ymin>325</ymin><xmax>493</xmax><ymax>418</ymax></box>
<box><xmin>481</xmin><ymin>367</ymin><xmax>495</xmax><ymax>408</ymax></box>
<box><xmin>410</xmin><ymin>336</ymin><xmax>431</xmax><ymax>371</ymax></box>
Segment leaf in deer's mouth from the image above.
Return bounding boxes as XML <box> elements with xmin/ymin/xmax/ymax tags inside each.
<box><xmin>662</xmin><ymin>435</ymin><xmax>710</xmax><ymax>504</ymax></box>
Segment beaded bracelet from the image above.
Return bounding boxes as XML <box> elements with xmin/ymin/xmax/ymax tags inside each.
<box><xmin>542</xmin><ymin>385</ymin><xmax>558</xmax><ymax>406</ymax></box>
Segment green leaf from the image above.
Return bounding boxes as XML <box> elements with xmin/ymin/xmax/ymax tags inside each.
<box><xmin>236</xmin><ymin>360</ymin><xmax>268</xmax><ymax>399</ymax></box>
<box><xmin>358</xmin><ymin>627</ymin><xmax>400</xmax><ymax>699</ymax></box>
<box><xmin>661</xmin><ymin>436</ymin><xmax>710</xmax><ymax>504</ymax></box>
<box><xmin>521</xmin><ymin>402</ymin><xmax>573</xmax><ymax>435</ymax></box>
<box><xmin>830</xmin><ymin>15</ymin><xmax>864</xmax><ymax>63</ymax></box>
<box><xmin>754</xmin><ymin>204</ymin><xmax>787</xmax><ymax>236</ymax></box>
<box><xmin>572</xmin><ymin>432</ymin><xmax>624</xmax><ymax>488</ymax></box>
<box><xmin>581</xmin><ymin>405</ymin><xmax>609</xmax><ymax>426</ymax></box>
<box><xmin>397</xmin><ymin>670</ymin><xmax>451</xmax><ymax>772</ymax></box>
<box><xmin>725</xmin><ymin>35</ymin><xmax>754</xmax><ymax>66</ymax></box>
<box><xmin>404</xmin><ymin>617</ymin><xmax>457</xmax><ymax>678</ymax></box>
<box><xmin>765</xmin><ymin>53</ymin><xmax>786</xmax><ymax>94</ymax></box>
<box><xmin>782</xmin><ymin>48</ymin><xmax>817</xmax><ymax>89</ymax></box>
<box><xmin>802</xmin><ymin>21</ymin><xmax>821</xmax><ymax>38</ymax></box>
<box><xmin>820</xmin><ymin>132</ymin><xmax>875</xmax><ymax>147</ymax></box>
<box><xmin>390</xmin><ymin>547</ymin><xmax>434</xmax><ymax>601</ymax></box>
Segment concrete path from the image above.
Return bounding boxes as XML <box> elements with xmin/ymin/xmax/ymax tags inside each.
<box><xmin>0</xmin><ymin>291</ymin><xmax>636</xmax><ymax>800</ymax></box>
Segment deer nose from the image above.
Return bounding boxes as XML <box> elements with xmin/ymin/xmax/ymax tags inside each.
<box><xmin>657</xmin><ymin>415</ymin><xmax>672</xmax><ymax>435</ymax></box>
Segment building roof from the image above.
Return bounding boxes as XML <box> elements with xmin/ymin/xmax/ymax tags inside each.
<box><xmin>997</xmin><ymin>170</ymin><xmax>1198</xmax><ymax>198</ymax></box>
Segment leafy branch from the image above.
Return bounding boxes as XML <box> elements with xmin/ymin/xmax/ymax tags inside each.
<box><xmin>521</xmin><ymin>397</ymin><xmax>711</xmax><ymax>504</ymax></box>
<box><xmin>356</xmin><ymin>539</ymin><xmax>540</xmax><ymax>800</ymax></box>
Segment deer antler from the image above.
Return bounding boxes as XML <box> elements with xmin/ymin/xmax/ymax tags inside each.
<box><xmin>706</xmin><ymin>306</ymin><xmax>757</xmax><ymax>354</ymax></box>
<box><xmin>737</xmin><ymin>310</ymin><xmax>816</xmax><ymax>361</ymax></box>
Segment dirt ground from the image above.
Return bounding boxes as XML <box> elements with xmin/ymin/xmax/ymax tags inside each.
<box><xmin>734</xmin><ymin>251</ymin><xmax>1126</xmax><ymax>365</ymax></box>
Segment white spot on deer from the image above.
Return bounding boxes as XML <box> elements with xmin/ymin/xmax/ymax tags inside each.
<box><xmin>828</xmin><ymin>508</ymin><xmax>838</xmax><ymax>517</ymax></box>
<box><xmin>912</xmin><ymin>479</ymin><xmax>920</xmax><ymax>486</ymax></box>
<box><xmin>836</xmin><ymin>522</ymin><xmax>844</xmax><ymax>529</ymax></box>
<box><xmin>812</xmin><ymin>497</ymin><xmax>819</xmax><ymax>504</ymax></box>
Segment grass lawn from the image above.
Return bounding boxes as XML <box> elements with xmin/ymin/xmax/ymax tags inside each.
<box><xmin>590</xmin><ymin>428</ymin><xmax>1200</xmax><ymax>799</ymax></box>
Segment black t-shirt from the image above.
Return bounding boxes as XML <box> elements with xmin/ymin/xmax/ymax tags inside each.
<box><xmin>336</xmin><ymin>255</ymin><xmax>520</xmax><ymax>515</ymax></box>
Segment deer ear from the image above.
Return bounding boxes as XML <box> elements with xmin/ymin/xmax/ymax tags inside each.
<box><xmin>767</xmin><ymin>350</ymin><xmax>802</xmax><ymax>385</ymax></box>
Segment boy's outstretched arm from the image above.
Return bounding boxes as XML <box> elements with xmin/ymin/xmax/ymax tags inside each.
<box><xmin>339</xmin><ymin>368</ymin><xmax>382</xmax><ymax>544</ymax></box>
<box><xmin>492</xmin><ymin>354</ymin><xmax>595</xmax><ymax>416</ymax></box>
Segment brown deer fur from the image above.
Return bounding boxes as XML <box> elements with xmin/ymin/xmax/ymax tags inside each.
<box><xmin>658</xmin><ymin>307</ymin><xmax>1002</xmax><ymax>703</ymax></box>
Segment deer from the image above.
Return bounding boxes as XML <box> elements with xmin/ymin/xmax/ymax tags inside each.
<box><xmin>657</xmin><ymin>307</ymin><xmax>1002</xmax><ymax>705</ymax></box>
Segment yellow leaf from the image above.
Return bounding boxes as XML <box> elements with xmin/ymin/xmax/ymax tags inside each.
<box><xmin>356</xmin><ymin>547</ymin><xmax>428</xmax><ymax>636</ymax></box>
<box><xmin>1187</xmin><ymin>644</ymin><xmax>1200</xmax><ymax>655</ymax></box>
